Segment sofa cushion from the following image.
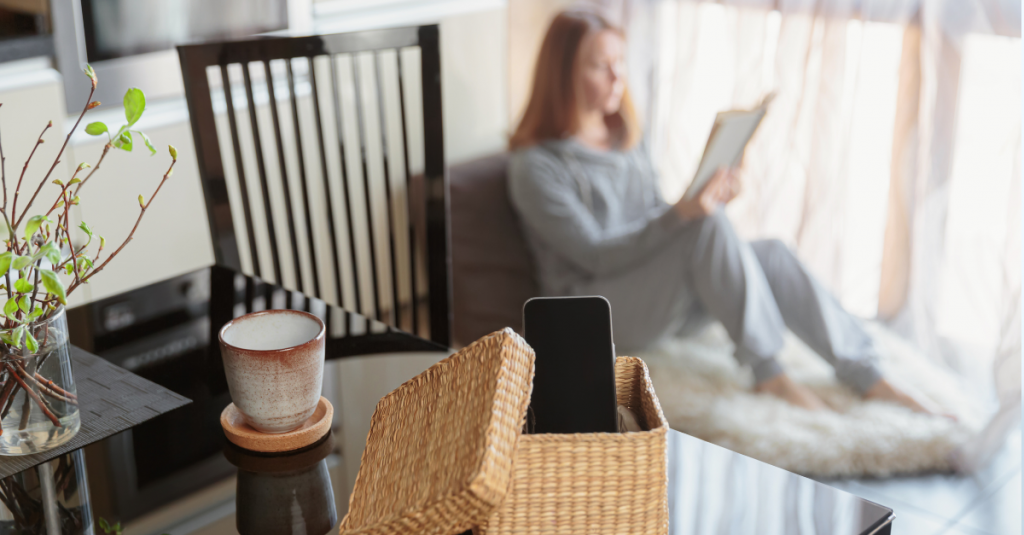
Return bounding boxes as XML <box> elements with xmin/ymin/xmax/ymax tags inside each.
<box><xmin>450</xmin><ymin>153</ymin><xmax>539</xmax><ymax>346</ymax></box>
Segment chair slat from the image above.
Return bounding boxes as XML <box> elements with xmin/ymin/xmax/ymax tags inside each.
<box><xmin>395</xmin><ymin>49</ymin><xmax>419</xmax><ymax>336</ymax></box>
<box><xmin>351</xmin><ymin>54</ymin><xmax>384</xmax><ymax>322</ymax></box>
<box><xmin>263</xmin><ymin>59</ymin><xmax>306</xmax><ymax>293</ymax></box>
<box><xmin>329</xmin><ymin>54</ymin><xmax>362</xmax><ymax>319</ymax></box>
<box><xmin>220</xmin><ymin>64</ymin><xmax>262</xmax><ymax>279</ymax></box>
<box><xmin>373</xmin><ymin>51</ymin><xmax>402</xmax><ymax>329</ymax></box>
<box><xmin>308</xmin><ymin>56</ymin><xmax>346</xmax><ymax>308</ymax></box>
<box><xmin>286</xmin><ymin>59</ymin><xmax>323</xmax><ymax>298</ymax></box>
<box><xmin>241</xmin><ymin>62</ymin><xmax>283</xmax><ymax>285</ymax></box>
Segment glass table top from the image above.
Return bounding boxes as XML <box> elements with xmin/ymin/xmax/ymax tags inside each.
<box><xmin>0</xmin><ymin>265</ymin><xmax>892</xmax><ymax>535</ymax></box>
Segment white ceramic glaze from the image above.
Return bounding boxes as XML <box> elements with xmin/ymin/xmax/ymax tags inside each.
<box><xmin>219</xmin><ymin>310</ymin><xmax>326</xmax><ymax>434</ymax></box>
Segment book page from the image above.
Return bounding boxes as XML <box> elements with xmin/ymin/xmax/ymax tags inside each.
<box><xmin>683</xmin><ymin>106</ymin><xmax>767</xmax><ymax>200</ymax></box>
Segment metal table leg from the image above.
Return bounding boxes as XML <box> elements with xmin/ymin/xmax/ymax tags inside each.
<box><xmin>37</xmin><ymin>461</ymin><xmax>61</xmax><ymax>535</ymax></box>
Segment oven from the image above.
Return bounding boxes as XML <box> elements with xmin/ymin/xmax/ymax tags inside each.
<box><xmin>67</xmin><ymin>268</ymin><xmax>235</xmax><ymax>523</ymax></box>
<box><xmin>50</xmin><ymin>0</ymin><xmax>299</xmax><ymax>113</ymax></box>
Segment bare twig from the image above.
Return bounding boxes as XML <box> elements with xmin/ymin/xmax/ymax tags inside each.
<box><xmin>29</xmin><ymin>258</ymin><xmax>41</xmax><ymax>311</ymax></box>
<box><xmin>16</xmin><ymin>365</ymin><xmax>76</xmax><ymax>406</ymax></box>
<box><xmin>1</xmin><ymin>103</ymin><xmax>7</xmax><ymax>213</ymax></box>
<box><xmin>13</xmin><ymin>83</ymin><xmax>97</xmax><ymax>230</ymax></box>
<box><xmin>34</xmin><ymin>372</ymin><xmax>77</xmax><ymax>401</ymax></box>
<box><xmin>72</xmin><ymin>143</ymin><xmax>111</xmax><ymax>196</ymax></box>
<box><xmin>11</xmin><ymin>121</ymin><xmax>52</xmax><ymax>227</ymax></box>
<box><xmin>69</xmin><ymin>156</ymin><xmax>176</xmax><ymax>294</ymax></box>
<box><xmin>0</xmin><ymin>374</ymin><xmax>14</xmax><ymax>436</ymax></box>
<box><xmin>0</xmin><ymin>382</ymin><xmax>18</xmax><ymax>419</ymax></box>
<box><xmin>5</xmin><ymin>363</ymin><xmax>60</xmax><ymax>427</ymax></box>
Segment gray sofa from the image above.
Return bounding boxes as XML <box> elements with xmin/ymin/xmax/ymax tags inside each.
<box><xmin>450</xmin><ymin>153</ymin><xmax>539</xmax><ymax>347</ymax></box>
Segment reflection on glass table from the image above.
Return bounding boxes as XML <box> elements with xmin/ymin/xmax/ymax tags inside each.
<box><xmin>666</xmin><ymin>430</ymin><xmax>893</xmax><ymax>535</ymax></box>
<box><xmin>47</xmin><ymin>264</ymin><xmax>893</xmax><ymax>534</ymax></box>
<box><xmin>225</xmin><ymin>432</ymin><xmax>337</xmax><ymax>535</ymax></box>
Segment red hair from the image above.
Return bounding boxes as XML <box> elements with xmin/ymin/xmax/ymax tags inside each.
<box><xmin>510</xmin><ymin>10</ymin><xmax>641</xmax><ymax>150</ymax></box>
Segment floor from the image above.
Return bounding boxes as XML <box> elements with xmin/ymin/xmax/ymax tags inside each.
<box><xmin>817</xmin><ymin>427</ymin><xmax>1022</xmax><ymax>535</ymax></box>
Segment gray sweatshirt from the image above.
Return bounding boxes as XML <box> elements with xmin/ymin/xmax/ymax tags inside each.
<box><xmin>508</xmin><ymin>138</ymin><xmax>686</xmax><ymax>296</ymax></box>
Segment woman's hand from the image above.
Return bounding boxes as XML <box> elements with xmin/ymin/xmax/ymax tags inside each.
<box><xmin>673</xmin><ymin>167</ymin><xmax>741</xmax><ymax>220</ymax></box>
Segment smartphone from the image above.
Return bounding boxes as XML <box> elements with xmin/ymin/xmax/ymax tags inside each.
<box><xmin>523</xmin><ymin>296</ymin><xmax>618</xmax><ymax>434</ymax></box>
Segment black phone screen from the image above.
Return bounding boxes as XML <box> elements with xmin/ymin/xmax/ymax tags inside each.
<box><xmin>523</xmin><ymin>296</ymin><xmax>619</xmax><ymax>434</ymax></box>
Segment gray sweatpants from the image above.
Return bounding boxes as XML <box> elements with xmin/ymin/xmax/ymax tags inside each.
<box><xmin>579</xmin><ymin>210</ymin><xmax>883</xmax><ymax>394</ymax></box>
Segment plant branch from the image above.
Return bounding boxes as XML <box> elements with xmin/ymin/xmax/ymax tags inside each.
<box><xmin>5</xmin><ymin>362</ymin><xmax>59</xmax><ymax>427</ymax></box>
<box><xmin>72</xmin><ymin>143</ymin><xmax>111</xmax><ymax>197</ymax></box>
<box><xmin>34</xmin><ymin>372</ymin><xmax>76</xmax><ymax>401</ymax></box>
<box><xmin>11</xmin><ymin>121</ymin><xmax>52</xmax><ymax>227</ymax></box>
<box><xmin>13</xmin><ymin>84</ymin><xmax>97</xmax><ymax>230</ymax></box>
<box><xmin>0</xmin><ymin>103</ymin><xmax>6</xmax><ymax>215</ymax></box>
<box><xmin>0</xmin><ymin>374</ymin><xmax>13</xmax><ymax>436</ymax></box>
<box><xmin>17</xmin><ymin>365</ymin><xmax>76</xmax><ymax>406</ymax></box>
<box><xmin>29</xmin><ymin>258</ymin><xmax>41</xmax><ymax>311</ymax></box>
<box><xmin>69</xmin><ymin>156</ymin><xmax>176</xmax><ymax>294</ymax></box>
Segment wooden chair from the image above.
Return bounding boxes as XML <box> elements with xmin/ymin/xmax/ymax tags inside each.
<box><xmin>177</xmin><ymin>26</ymin><xmax>451</xmax><ymax>346</ymax></box>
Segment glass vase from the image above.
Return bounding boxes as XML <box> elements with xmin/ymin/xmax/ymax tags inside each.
<box><xmin>0</xmin><ymin>307</ymin><xmax>80</xmax><ymax>455</ymax></box>
<box><xmin>0</xmin><ymin>449</ymin><xmax>94</xmax><ymax>535</ymax></box>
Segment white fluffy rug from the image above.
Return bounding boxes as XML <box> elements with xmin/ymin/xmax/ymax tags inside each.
<box><xmin>639</xmin><ymin>323</ymin><xmax>985</xmax><ymax>478</ymax></box>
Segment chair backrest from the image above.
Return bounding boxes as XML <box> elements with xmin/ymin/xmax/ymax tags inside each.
<box><xmin>178</xmin><ymin>26</ymin><xmax>451</xmax><ymax>347</ymax></box>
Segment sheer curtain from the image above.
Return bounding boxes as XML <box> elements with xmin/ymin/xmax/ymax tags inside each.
<box><xmin>508</xmin><ymin>0</ymin><xmax>1021</xmax><ymax>468</ymax></box>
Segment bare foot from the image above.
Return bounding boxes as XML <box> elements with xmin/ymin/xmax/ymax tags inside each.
<box><xmin>755</xmin><ymin>373</ymin><xmax>829</xmax><ymax>411</ymax></box>
<box><xmin>864</xmin><ymin>378</ymin><xmax>956</xmax><ymax>420</ymax></box>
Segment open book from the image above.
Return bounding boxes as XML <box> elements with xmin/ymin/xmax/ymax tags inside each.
<box><xmin>682</xmin><ymin>94</ymin><xmax>774</xmax><ymax>200</ymax></box>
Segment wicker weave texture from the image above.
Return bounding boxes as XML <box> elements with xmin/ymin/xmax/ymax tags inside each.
<box><xmin>478</xmin><ymin>357</ymin><xmax>669</xmax><ymax>535</ymax></box>
<box><xmin>340</xmin><ymin>328</ymin><xmax>536</xmax><ymax>535</ymax></box>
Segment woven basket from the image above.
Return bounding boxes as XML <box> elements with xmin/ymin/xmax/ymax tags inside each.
<box><xmin>340</xmin><ymin>328</ymin><xmax>668</xmax><ymax>535</ymax></box>
<box><xmin>340</xmin><ymin>328</ymin><xmax>536</xmax><ymax>535</ymax></box>
<box><xmin>477</xmin><ymin>355</ymin><xmax>668</xmax><ymax>535</ymax></box>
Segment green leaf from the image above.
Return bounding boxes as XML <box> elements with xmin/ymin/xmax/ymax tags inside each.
<box><xmin>12</xmin><ymin>325</ymin><xmax>25</xmax><ymax>349</ymax></box>
<box><xmin>84</xmin><ymin>122</ymin><xmax>108</xmax><ymax>136</ymax></box>
<box><xmin>28</xmin><ymin>307</ymin><xmax>43</xmax><ymax>320</ymax></box>
<box><xmin>123</xmin><ymin>88</ymin><xmax>145</xmax><ymax>126</ymax></box>
<box><xmin>138</xmin><ymin>194</ymin><xmax>145</xmax><ymax>208</ymax></box>
<box><xmin>78</xmin><ymin>221</ymin><xmax>93</xmax><ymax>237</ymax></box>
<box><xmin>77</xmin><ymin>256</ymin><xmax>94</xmax><ymax>270</ymax></box>
<box><xmin>18</xmin><ymin>296</ymin><xmax>29</xmax><ymax>314</ymax></box>
<box><xmin>24</xmin><ymin>215</ymin><xmax>51</xmax><ymax>241</ymax></box>
<box><xmin>69</xmin><ymin>178</ymin><xmax>81</xmax><ymax>185</ymax></box>
<box><xmin>4</xmin><ymin>298</ymin><xmax>18</xmax><ymax>319</ymax></box>
<box><xmin>98</xmin><ymin>518</ymin><xmax>110</xmax><ymax>533</ymax></box>
<box><xmin>14</xmin><ymin>278</ymin><xmax>32</xmax><ymax>293</ymax></box>
<box><xmin>0</xmin><ymin>331</ymin><xmax>14</xmax><ymax>346</ymax></box>
<box><xmin>12</xmin><ymin>255</ymin><xmax>32</xmax><ymax>271</ymax></box>
<box><xmin>135</xmin><ymin>131</ymin><xmax>156</xmax><ymax>155</ymax></box>
<box><xmin>24</xmin><ymin>331</ymin><xmax>38</xmax><ymax>353</ymax></box>
<box><xmin>0</xmin><ymin>251</ymin><xmax>13</xmax><ymax>276</ymax></box>
<box><xmin>168</xmin><ymin>145</ymin><xmax>177</xmax><ymax>160</ymax></box>
<box><xmin>84</xmin><ymin>64</ymin><xmax>96</xmax><ymax>82</ymax></box>
<box><xmin>39</xmin><ymin>269</ymin><xmax>66</xmax><ymax>306</ymax></box>
<box><xmin>113</xmin><ymin>130</ymin><xmax>133</xmax><ymax>152</ymax></box>
<box><xmin>65</xmin><ymin>263</ymin><xmax>74</xmax><ymax>275</ymax></box>
<box><xmin>38</xmin><ymin>242</ymin><xmax>60</xmax><ymax>266</ymax></box>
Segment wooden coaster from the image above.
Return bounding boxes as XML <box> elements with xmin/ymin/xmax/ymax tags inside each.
<box><xmin>221</xmin><ymin>397</ymin><xmax>333</xmax><ymax>453</ymax></box>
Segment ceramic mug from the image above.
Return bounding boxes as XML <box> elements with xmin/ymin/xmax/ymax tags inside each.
<box><xmin>219</xmin><ymin>310</ymin><xmax>326</xmax><ymax>434</ymax></box>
